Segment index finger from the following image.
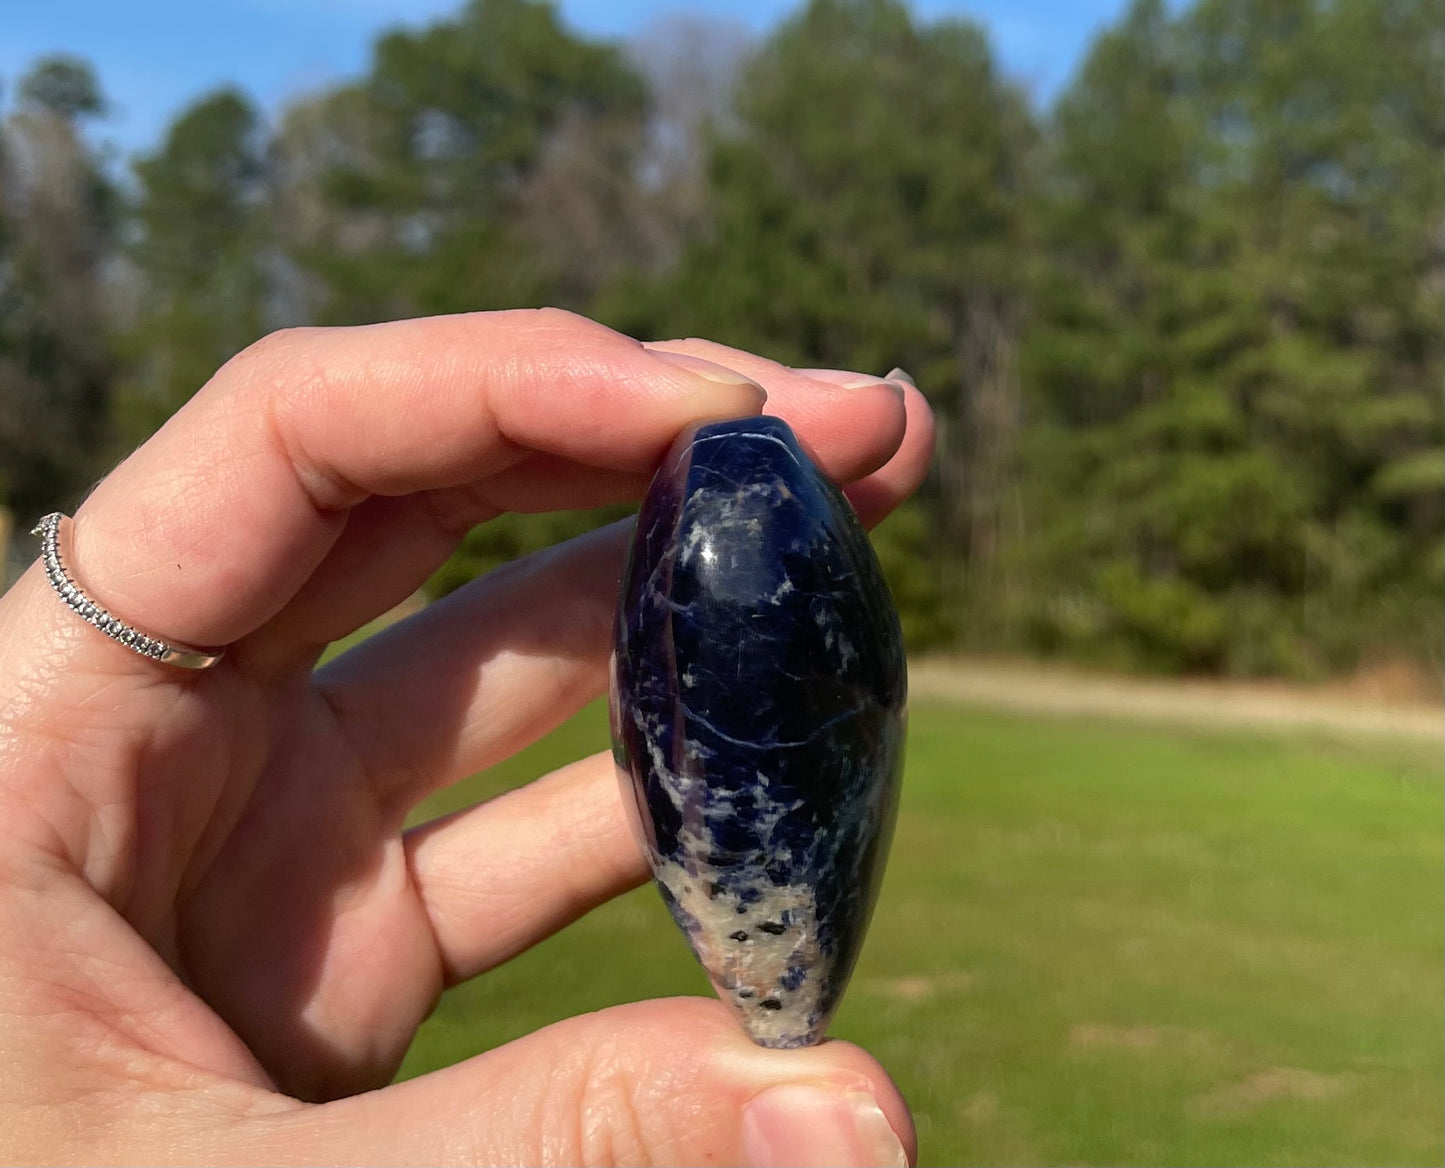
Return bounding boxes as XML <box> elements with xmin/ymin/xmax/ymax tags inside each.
<box><xmin>69</xmin><ymin>309</ymin><xmax>766</xmax><ymax>649</ymax></box>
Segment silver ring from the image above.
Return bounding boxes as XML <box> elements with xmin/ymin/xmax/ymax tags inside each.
<box><xmin>31</xmin><ymin>512</ymin><xmax>225</xmax><ymax>671</ymax></box>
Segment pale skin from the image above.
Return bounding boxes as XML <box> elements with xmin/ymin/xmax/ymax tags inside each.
<box><xmin>0</xmin><ymin>309</ymin><xmax>934</xmax><ymax>1166</ymax></box>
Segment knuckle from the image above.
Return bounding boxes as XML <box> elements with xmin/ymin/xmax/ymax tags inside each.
<box><xmin>231</xmin><ymin>331</ymin><xmax>364</xmax><ymax>510</ymax></box>
<box><xmin>501</xmin><ymin>306</ymin><xmax>622</xmax><ymax>351</ymax></box>
<box><xmin>528</xmin><ymin>1029</ymin><xmax>664</xmax><ymax>1167</ymax></box>
<box><xmin>223</xmin><ymin>326</ymin><xmax>322</xmax><ymax>385</ymax></box>
<box><xmin>216</xmin><ymin>328</ymin><xmax>337</xmax><ymax>441</ymax></box>
<box><xmin>572</xmin><ymin>1037</ymin><xmax>653</xmax><ymax>1167</ymax></box>
<box><xmin>514</xmin><ymin>305</ymin><xmax>586</xmax><ymax>333</ymax></box>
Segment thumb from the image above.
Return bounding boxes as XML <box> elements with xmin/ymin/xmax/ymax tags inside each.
<box><xmin>262</xmin><ymin>998</ymin><xmax>915</xmax><ymax>1167</ymax></box>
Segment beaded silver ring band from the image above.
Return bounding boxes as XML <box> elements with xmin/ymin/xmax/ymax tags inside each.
<box><xmin>31</xmin><ymin>512</ymin><xmax>225</xmax><ymax>671</ymax></box>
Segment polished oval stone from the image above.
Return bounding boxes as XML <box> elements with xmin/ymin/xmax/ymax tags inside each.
<box><xmin>610</xmin><ymin>415</ymin><xmax>907</xmax><ymax>1048</ymax></box>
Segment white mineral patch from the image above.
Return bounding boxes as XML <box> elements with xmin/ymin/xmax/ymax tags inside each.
<box><xmin>653</xmin><ymin>850</ymin><xmax>827</xmax><ymax>1045</ymax></box>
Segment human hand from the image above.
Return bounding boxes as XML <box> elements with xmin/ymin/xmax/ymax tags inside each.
<box><xmin>0</xmin><ymin>310</ymin><xmax>933</xmax><ymax>1165</ymax></box>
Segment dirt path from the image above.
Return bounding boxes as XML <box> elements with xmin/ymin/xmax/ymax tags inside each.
<box><xmin>372</xmin><ymin>592</ymin><xmax>1439</xmax><ymax>746</ymax></box>
<box><xmin>909</xmin><ymin>657</ymin><xmax>1444</xmax><ymax>744</ymax></box>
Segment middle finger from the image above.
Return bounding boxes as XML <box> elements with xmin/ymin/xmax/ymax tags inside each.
<box><xmin>315</xmin><ymin>374</ymin><xmax>928</xmax><ymax>818</ymax></box>
<box><xmin>317</xmin><ymin>519</ymin><xmax>629</xmax><ymax>818</ymax></box>
<box><xmin>403</xmin><ymin>749</ymin><xmax>646</xmax><ymax>984</ymax></box>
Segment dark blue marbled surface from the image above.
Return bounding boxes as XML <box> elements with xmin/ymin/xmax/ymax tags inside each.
<box><xmin>610</xmin><ymin>415</ymin><xmax>907</xmax><ymax>1047</ymax></box>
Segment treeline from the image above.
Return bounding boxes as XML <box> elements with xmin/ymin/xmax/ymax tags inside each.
<box><xmin>1</xmin><ymin>0</ymin><xmax>1440</xmax><ymax>679</ymax></box>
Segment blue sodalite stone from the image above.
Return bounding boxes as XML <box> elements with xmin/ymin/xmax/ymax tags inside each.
<box><xmin>610</xmin><ymin>415</ymin><xmax>907</xmax><ymax>1048</ymax></box>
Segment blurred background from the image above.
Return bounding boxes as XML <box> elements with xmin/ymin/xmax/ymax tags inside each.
<box><xmin>1</xmin><ymin>0</ymin><xmax>1441</xmax><ymax>1163</ymax></box>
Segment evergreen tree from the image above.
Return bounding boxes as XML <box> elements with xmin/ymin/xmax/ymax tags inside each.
<box><xmin>609</xmin><ymin>0</ymin><xmax>1035</xmax><ymax>644</ymax></box>
<box><xmin>274</xmin><ymin>0</ymin><xmax>650</xmax><ymax>324</ymax></box>
<box><xmin>117</xmin><ymin>89</ymin><xmax>272</xmax><ymax>445</ymax></box>
<box><xmin>1022</xmin><ymin>0</ymin><xmax>1443</xmax><ymax>674</ymax></box>
<box><xmin>11</xmin><ymin>0</ymin><xmax>1435</xmax><ymax>678</ymax></box>
<box><xmin>0</xmin><ymin>55</ymin><xmax>117</xmax><ymax>516</ymax></box>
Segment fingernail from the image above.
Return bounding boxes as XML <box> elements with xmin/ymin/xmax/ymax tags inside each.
<box><xmin>885</xmin><ymin>367</ymin><xmax>916</xmax><ymax>388</ymax></box>
<box><xmin>742</xmin><ymin>1083</ymin><xmax>909</xmax><ymax>1168</ymax></box>
<box><xmin>794</xmin><ymin>368</ymin><xmax>897</xmax><ymax>392</ymax></box>
<box><xmin>647</xmin><ymin>348</ymin><xmax>766</xmax><ymax>395</ymax></box>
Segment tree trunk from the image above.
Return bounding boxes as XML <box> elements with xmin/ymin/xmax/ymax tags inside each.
<box><xmin>943</xmin><ymin>291</ymin><xmax>1020</xmax><ymax>613</ymax></box>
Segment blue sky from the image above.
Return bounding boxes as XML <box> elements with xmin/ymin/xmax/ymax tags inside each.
<box><xmin>1</xmin><ymin>1</ymin><xmax>1129</xmax><ymax>157</ymax></box>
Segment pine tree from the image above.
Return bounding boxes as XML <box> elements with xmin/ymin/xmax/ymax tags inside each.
<box><xmin>117</xmin><ymin>89</ymin><xmax>272</xmax><ymax>446</ymax></box>
<box><xmin>0</xmin><ymin>55</ymin><xmax>117</xmax><ymax>515</ymax></box>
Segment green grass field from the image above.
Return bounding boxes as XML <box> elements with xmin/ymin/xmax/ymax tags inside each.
<box><xmin>395</xmin><ymin>698</ymin><xmax>1443</xmax><ymax>1166</ymax></box>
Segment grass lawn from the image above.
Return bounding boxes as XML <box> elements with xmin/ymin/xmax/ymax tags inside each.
<box><xmin>394</xmin><ymin>698</ymin><xmax>1443</xmax><ymax>1166</ymax></box>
